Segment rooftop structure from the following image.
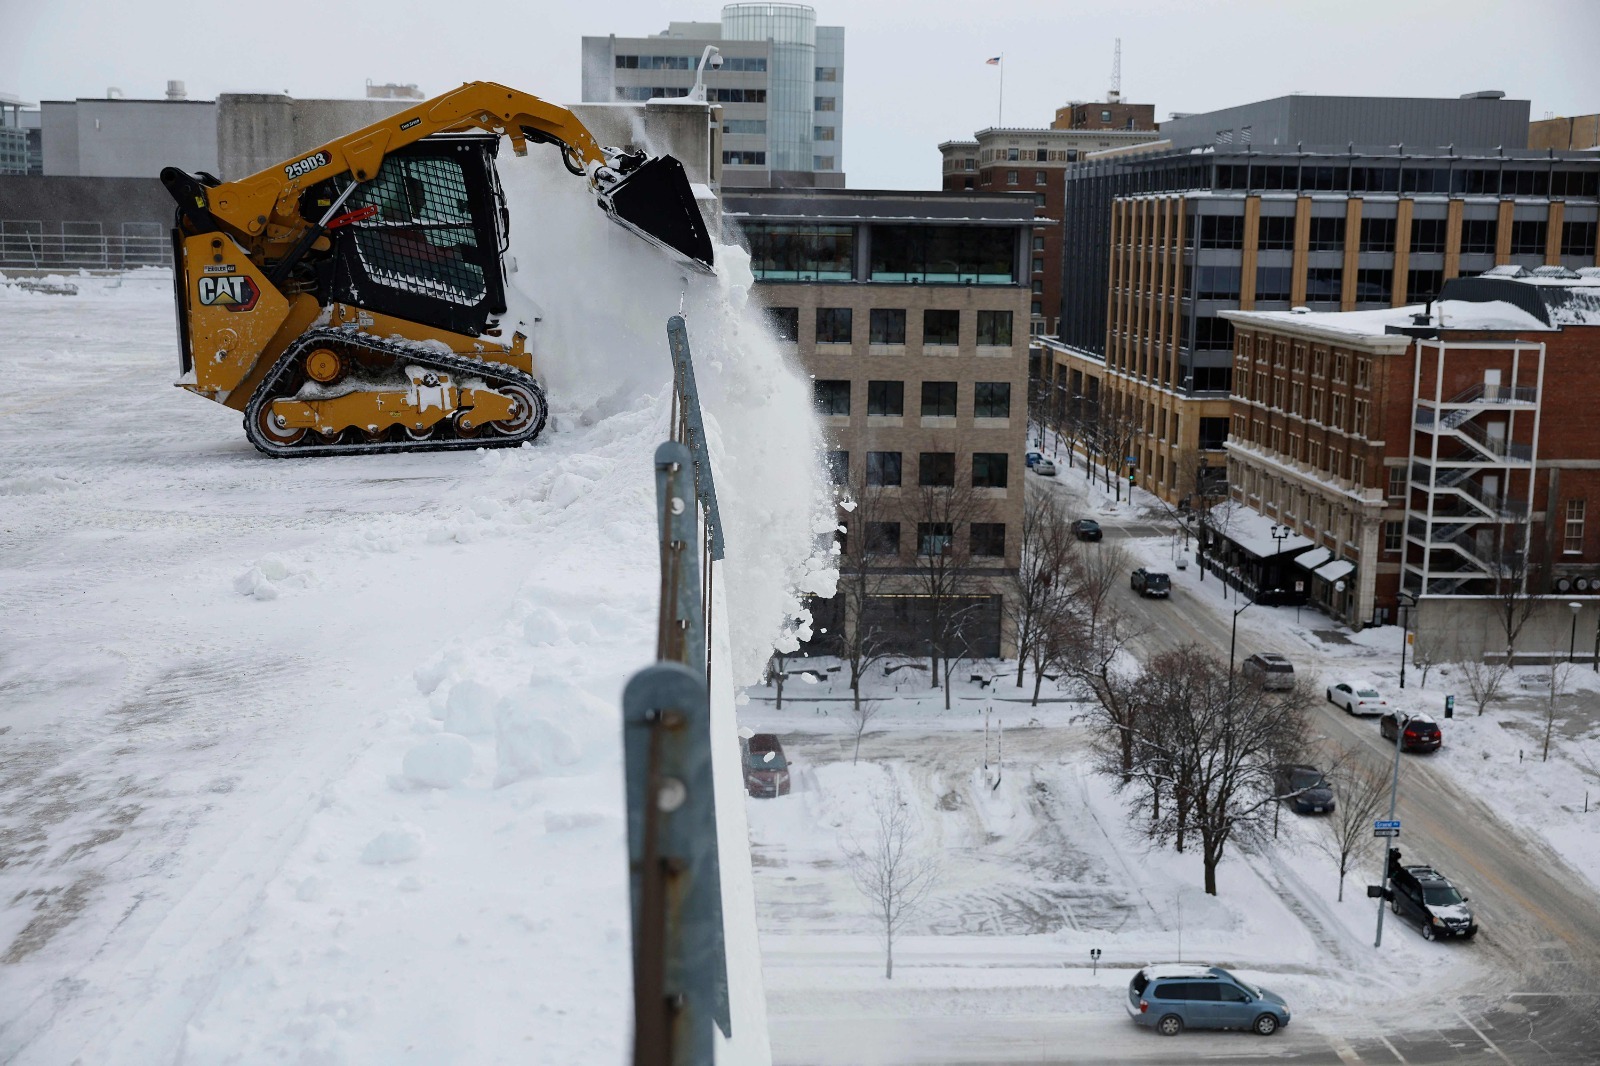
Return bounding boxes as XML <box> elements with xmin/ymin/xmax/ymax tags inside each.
<box><xmin>1158</xmin><ymin>92</ymin><xmax>1531</xmax><ymax>151</ymax></box>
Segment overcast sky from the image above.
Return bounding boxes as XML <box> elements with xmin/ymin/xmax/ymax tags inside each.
<box><xmin>7</xmin><ymin>0</ymin><xmax>1598</xmax><ymax>188</ymax></box>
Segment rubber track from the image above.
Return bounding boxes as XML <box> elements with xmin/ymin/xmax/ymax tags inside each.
<box><xmin>242</xmin><ymin>327</ymin><xmax>547</xmax><ymax>458</ymax></box>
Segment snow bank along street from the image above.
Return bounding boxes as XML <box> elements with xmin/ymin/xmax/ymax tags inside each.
<box><xmin>740</xmin><ymin>451</ymin><xmax>1600</xmax><ymax>1065</ymax></box>
<box><xmin>0</xmin><ymin>150</ymin><xmax>830</xmax><ymax>1064</ymax></box>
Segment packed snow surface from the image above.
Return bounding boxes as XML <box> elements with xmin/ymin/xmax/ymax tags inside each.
<box><xmin>0</xmin><ymin>146</ymin><xmax>829</xmax><ymax>1063</ymax></box>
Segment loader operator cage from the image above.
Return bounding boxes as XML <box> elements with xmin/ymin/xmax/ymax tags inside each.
<box><xmin>316</xmin><ymin>134</ymin><xmax>509</xmax><ymax>337</ymax></box>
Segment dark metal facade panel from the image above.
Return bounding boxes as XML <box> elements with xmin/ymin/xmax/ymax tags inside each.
<box><xmin>1162</xmin><ymin>95</ymin><xmax>1529</xmax><ymax>151</ymax></box>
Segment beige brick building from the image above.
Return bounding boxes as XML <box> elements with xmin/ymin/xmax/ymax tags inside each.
<box><xmin>723</xmin><ymin>188</ymin><xmax>1036</xmax><ymax>656</ymax></box>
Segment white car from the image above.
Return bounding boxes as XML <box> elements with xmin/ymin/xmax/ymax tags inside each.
<box><xmin>1326</xmin><ymin>681</ymin><xmax>1389</xmax><ymax>716</ymax></box>
<box><xmin>1033</xmin><ymin>459</ymin><xmax>1057</xmax><ymax>477</ymax></box>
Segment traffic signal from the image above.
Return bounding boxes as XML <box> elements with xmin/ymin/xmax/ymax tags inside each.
<box><xmin>1127</xmin><ymin>472</ymin><xmax>1136</xmax><ymax>486</ymax></box>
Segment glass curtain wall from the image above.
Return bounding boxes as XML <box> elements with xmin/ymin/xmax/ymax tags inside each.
<box><xmin>722</xmin><ymin>3</ymin><xmax>815</xmax><ymax>173</ymax></box>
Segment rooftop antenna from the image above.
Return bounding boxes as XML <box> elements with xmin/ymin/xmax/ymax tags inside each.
<box><xmin>1108</xmin><ymin>38</ymin><xmax>1122</xmax><ymax>104</ymax></box>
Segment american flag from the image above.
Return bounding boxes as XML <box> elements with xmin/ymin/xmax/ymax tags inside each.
<box><xmin>986</xmin><ymin>56</ymin><xmax>1001</xmax><ymax>65</ymax></box>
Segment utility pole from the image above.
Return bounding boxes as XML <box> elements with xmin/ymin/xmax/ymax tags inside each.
<box><xmin>1374</xmin><ymin>711</ymin><xmax>1409</xmax><ymax>948</ymax></box>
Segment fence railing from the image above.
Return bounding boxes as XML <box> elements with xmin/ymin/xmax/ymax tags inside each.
<box><xmin>0</xmin><ymin>223</ymin><xmax>167</xmax><ymax>271</ymax></box>
<box><xmin>621</xmin><ymin>314</ymin><xmax>730</xmax><ymax>1066</ymax></box>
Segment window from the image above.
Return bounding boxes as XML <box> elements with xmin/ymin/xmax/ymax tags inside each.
<box><xmin>1291</xmin><ymin>382</ymin><xmax>1304</xmax><ymax>413</ymax></box>
<box><xmin>867</xmin><ymin>380</ymin><xmax>904</xmax><ymax>416</ymax></box>
<box><xmin>1562</xmin><ymin>221</ymin><xmax>1597</xmax><ymax>259</ymax></box>
<box><xmin>813</xmin><ymin>155</ymin><xmax>836</xmax><ymax>171</ymax></box>
<box><xmin>1305</xmin><ymin>267</ymin><xmax>1342</xmax><ymax>303</ymax></box>
<box><xmin>1033</xmin><ymin>235</ymin><xmax>1045</xmax><ymax>251</ymax></box>
<box><xmin>971</xmin><ymin>523</ymin><xmax>1006</xmax><ymax>558</ymax></box>
<box><xmin>1100</xmin><ymin>109</ymin><xmax>1112</xmax><ymax>122</ymax></box>
<box><xmin>1566</xmin><ymin>499</ymin><xmax>1586</xmax><ymax>553</ymax></box>
<box><xmin>870</xmin><ymin>225</ymin><xmax>1015</xmax><ymax>284</ymax></box>
<box><xmin>1256</xmin><ymin>266</ymin><xmax>1293</xmax><ymax>302</ymax></box>
<box><xmin>1408</xmin><ymin>269</ymin><xmax>1445</xmax><ymax>302</ymax></box>
<box><xmin>1332</xmin><ymin>353</ymin><xmax>1348</xmax><ymax>384</ymax></box>
<box><xmin>813</xmin><ymin>380</ymin><xmax>850</xmax><ymax>415</ymax></box>
<box><xmin>1198</xmin><ymin>416</ymin><xmax>1229</xmax><ymax>450</ymax></box>
<box><xmin>1309</xmin><ymin>386</ymin><xmax>1324</xmax><ymax>423</ymax></box>
<box><xmin>917</xmin><ymin>522</ymin><xmax>954</xmax><ymax>556</ymax></box>
<box><xmin>814</xmin><ymin>96</ymin><xmax>836</xmax><ymax>112</ymax></box>
<box><xmin>766</xmin><ymin>306</ymin><xmax>798</xmax><ymax>340</ymax></box>
<box><xmin>1388</xmin><ymin>466</ymin><xmax>1407</xmax><ymax>498</ymax></box>
<box><xmin>1258</xmin><ymin>216</ymin><xmax>1295</xmax><ymax>250</ymax></box>
<box><xmin>1355</xmin><ymin>268</ymin><xmax>1392</xmax><ymax>303</ymax></box>
<box><xmin>1385</xmin><ymin>521</ymin><xmax>1403</xmax><ymax>553</ymax></box>
<box><xmin>615</xmin><ymin>54</ymin><xmax>694</xmax><ymax>70</ymax></box>
<box><xmin>1331</xmin><ymin>393</ymin><xmax>1346</xmax><ymax>430</ymax></box>
<box><xmin>1350</xmin><ymin>454</ymin><xmax>1365</xmax><ymax>485</ymax></box>
<box><xmin>1033</xmin><ymin>257</ymin><xmax>1044</xmax><ymax>273</ymax></box>
<box><xmin>825</xmin><ymin>450</ymin><xmax>849</xmax><ymax>484</ymax></box>
<box><xmin>1035</xmin><ymin>171</ymin><xmax>1047</xmax><ymax>186</ymax></box>
<box><xmin>744</xmin><ymin>223</ymin><xmax>854</xmax><ymax>280</ymax></box>
<box><xmin>816</xmin><ymin>307</ymin><xmax>853</xmax><ymax>343</ymax></box>
<box><xmin>1510</xmin><ymin>220</ymin><xmax>1547</xmax><ymax>255</ymax></box>
<box><xmin>1197</xmin><ymin>215</ymin><xmax>1246</xmax><ymax>249</ymax></box>
<box><xmin>1194</xmin><ymin>265</ymin><xmax>1241</xmax><ymax>300</ymax></box>
<box><xmin>1460</xmin><ymin>218</ymin><xmax>1498</xmax><ymax>255</ymax></box>
<box><xmin>710</xmin><ymin>88</ymin><xmax>767</xmax><ymax>103</ymax></box>
<box><xmin>1193</xmin><ymin>316</ymin><xmax>1234</xmax><ymax>351</ymax></box>
<box><xmin>866</xmin><ymin>451</ymin><xmax>902</xmax><ymax>486</ymax></box>
<box><xmin>870</xmin><ymin>308</ymin><xmax>907</xmax><ymax>344</ymax></box>
<box><xmin>919</xmin><ymin>453</ymin><xmax>955</xmax><ymax>487</ymax></box>
<box><xmin>1006</xmin><ymin>148</ymin><xmax>1019</xmax><ymax>161</ymax></box>
<box><xmin>1410</xmin><ymin>218</ymin><xmax>1447</xmax><ymax>254</ymax></box>
<box><xmin>924</xmin><ymin>309</ymin><xmax>961</xmax><ymax>345</ymax></box>
<box><xmin>972</xmin><ymin>453</ymin><xmax>1008</xmax><ymax>488</ymax></box>
<box><xmin>1360</xmin><ymin>217</ymin><xmax>1397</xmax><ymax>252</ymax></box>
<box><xmin>1552</xmin><ymin>169</ymin><xmax>1600</xmax><ymax>198</ymax></box>
<box><xmin>1031</xmin><ymin>280</ymin><xmax>1043</xmax><ymax>294</ymax></box>
<box><xmin>976</xmin><ymin>309</ymin><xmax>1012</xmax><ymax>345</ymax></box>
<box><xmin>1036</xmin><ymin>148</ymin><xmax>1048</xmax><ymax>162</ymax></box>
<box><xmin>1355</xmin><ymin>358</ymin><xmax>1372</xmax><ymax>389</ymax></box>
<box><xmin>1353</xmin><ymin>398</ymin><xmax>1369</xmax><ymax>437</ymax></box>
<box><xmin>866</xmin><ymin>522</ymin><xmax>900</xmax><ymax>555</ymax></box>
<box><xmin>815</xmin><ymin>66</ymin><xmax>838</xmax><ymax>81</ymax></box>
<box><xmin>722</xmin><ymin>56</ymin><xmax>768</xmax><ymax>72</ymax></box>
<box><xmin>920</xmin><ymin>382</ymin><xmax>958</xmax><ymax>418</ymax></box>
<box><xmin>814</xmin><ymin>126</ymin><xmax>836</xmax><ymax>142</ymax></box>
<box><xmin>723</xmin><ymin>150</ymin><xmax>767</xmax><ymax>166</ymax></box>
<box><xmin>973</xmin><ymin>382</ymin><xmax>1011</xmax><ymax>418</ymax></box>
<box><xmin>723</xmin><ymin>119</ymin><xmax>767</xmax><ymax>135</ymax></box>
<box><xmin>1308</xmin><ymin>217</ymin><xmax>1346</xmax><ymax>251</ymax></box>
<box><xmin>1006</xmin><ymin>170</ymin><xmax>1019</xmax><ymax>186</ymax></box>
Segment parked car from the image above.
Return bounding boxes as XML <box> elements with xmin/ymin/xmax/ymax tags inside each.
<box><xmin>1025</xmin><ymin>450</ymin><xmax>1044</xmax><ymax>468</ymax></box>
<box><xmin>1380</xmin><ymin>711</ymin><xmax>1442</xmax><ymax>753</ymax></box>
<box><xmin>1271</xmin><ymin>764</ymin><xmax>1335</xmax><ymax>814</ymax></box>
<box><xmin>741</xmin><ymin>734</ymin><xmax>791</xmax><ymax>797</ymax></box>
<box><xmin>1033</xmin><ymin>458</ymin><xmax>1057</xmax><ymax>477</ymax></box>
<box><xmin>1131</xmin><ymin>568</ymin><xmax>1171</xmax><ymax>598</ymax></box>
<box><xmin>1326</xmin><ymin>681</ymin><xmax>1388</xmax><ymax>716</ymax></box>
<box><xmin>1126</xmin><ymin>964</ymin><xmax>1291</xmax><ymax>1037</ymax></box>
<box><xmin>1240</xmin><ymin>653</ymin><xmax>1295</xmax><ymax>692</ymax></box>
<box><xmin>1388</xmin><ymin>852</ymin><xmax>1477</xmax><ymax>941</ymax></box>
<box><xmin>1072</xmin><ymin>519</ymin><xmax>1102</xmax><ymax>542</ymax></box>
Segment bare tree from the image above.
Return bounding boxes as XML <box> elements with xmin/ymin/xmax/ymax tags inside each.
<box><xmin>935</xmin><ymin>602</ymin><xmax>982</xmax><ymax>711</ymax></box>
<box><xmin>1311</xmin><ymin>751</ymin><xmax>1391</xmax><ymax>901</ymax></box>
<box><xmin>1006</xmin><ymin>489</ymin><xmax>1075</xmax><ymax>690</ymax></box>
<box><xmin>1544</xmin><ymin>661</ymin><xmax>1576</xmax><ymax>762</ymax></box>
<box><xmin>1113</xmin><ymin>645</ymin><xmax>1313</xmax><ymax>895</ymax></box>
<box><xmin>1068</xmin><ymin>537</ymin><xmax>1129</xmax><ymax>643</ymax></box>
<box><xmin>1060</xmin><ymin>607</ymin><xmax>1145</xmax><ymax>782</ymax></box>
<box><xmin>849</xmin><ymin>699</ymin><xmax>883</xmax><ymax>765</ymax></box>
<box><xmin>1458</xmin><ymin>642</ymin><xmax>1512</xmax><ymax>716</ymax></box>
<box><xmin>900</xmin><ymin>481</ymin><xmax>982</xmax><ymax>687</ymax></box>
<box><xmin>834</xmin><ymin>478</ymin><xmax>896</xmax><ymax>710</ymax></box>
<box><xmin>767</xmin><ymin>648</ymin><xmax>791</xmax><ymax>709</ymax></box>
<box><xmin>844</xmin><ymin>781</ymin><xmax>938</xmax><ymax>979</ymax></box>
<box><xmin>1489</xmin><ymin>519</ymin><xmax>1540</xmax><ymax>664</ymax></box>
<box><xmin>1411</xmin><ymin>627</ymin><xmax>1448</xmax><ymax>689</ymax></box>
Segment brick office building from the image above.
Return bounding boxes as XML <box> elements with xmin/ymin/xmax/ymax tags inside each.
<box><xmin>1045</xmin><ymin>139</ymin><xmax>1600</xmax><ymax>510</ymax></box>
<box><xmin>1216</xmin><ymin>268</ymin><xmax>1600</xmax><ymax>653</ymax></box>
<box><xmin>724</xmin><ymin>188</ymin><xmax>1036</xmax><ymax>657</ymax></box>
<box><xmin>938</xmin><ymin>126</ymin><xmax>1159</xmax><ymax>337</ymax></box>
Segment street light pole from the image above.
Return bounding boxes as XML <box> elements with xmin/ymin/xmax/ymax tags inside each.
<box><xmin>1269</xmin><ymin>524</ymin><xmax>1289</xmax><ymax>607</ymax></box>
<box><xmin>1228</xmin><ymin>595</ymin><xmax>1257</xmax><ymax>698</ymax></box>
<box><xmin>1374</xmin><ymin>708</ymin><xmax>1410</xmax><ymax>948</ymax></box>
<box><xmin>1569</xmin><ymin>601</ymin><xmax>1582</xmax><ymax>663</ymax></box>
<box><xmin>1397</xmin><ymin>591</ymin><xmax>1416</xmax><ymax>690</ymax></box>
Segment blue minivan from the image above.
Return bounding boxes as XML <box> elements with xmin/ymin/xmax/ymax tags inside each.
<box><xmin>1126</xmin><ymin>964</ymin><xmax>1291</xmax><ymax>1036</ymax></box>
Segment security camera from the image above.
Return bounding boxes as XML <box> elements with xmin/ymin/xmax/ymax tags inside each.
<box><xmin>708</xmin><ymin>53</ymin><xmax>724</xmax><ymax>69</ymax></box>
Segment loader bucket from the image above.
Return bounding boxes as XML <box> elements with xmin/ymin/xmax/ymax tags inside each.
<box><xmin>599</xmin><ymin>155</ymin><xmax>716</xmax><ymax>274</ymax></box>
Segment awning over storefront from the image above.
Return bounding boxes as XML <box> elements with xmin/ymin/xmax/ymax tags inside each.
<box><xmin>1294</xmin><ymin>547</ymin><xmax>1333</xmax><ymax>572</ymax></box>
<box><xmin>1316</xmin><ymin>558</ymin><xmax>1357</xmax><ymax>583</ymax></box>
<box><xmin>1209</xmin><ymin>502</ymin><xmax>1316</xmax><ymax>558</ymax></box>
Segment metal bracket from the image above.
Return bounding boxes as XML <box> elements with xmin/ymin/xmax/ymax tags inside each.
<box><xmin>666</xmin><ymin>315</ymin><xmax>725</xmax><ymax>562</ymax></box>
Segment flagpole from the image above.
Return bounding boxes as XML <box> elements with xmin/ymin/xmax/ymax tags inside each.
<box><xmin>998</xmin><ymin>53</ymin><xmax>1004</xmax><ymax>126</ymax></box>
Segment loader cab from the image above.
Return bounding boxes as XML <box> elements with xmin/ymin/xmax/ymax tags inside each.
<box><xmin>305</xmin><ymin>133</ymin><xmax>509</xmax><ymax>338</ymax></box>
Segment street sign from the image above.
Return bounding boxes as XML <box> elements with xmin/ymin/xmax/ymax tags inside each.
<box><xmin>1374</xmin><ymin>819</ymin><xmax>1401</xmax><ymax>830</ymax></box>
<box><xmin>1374</xmin><ymin>827</ymin><xmax>1400</xmax><ymax>837</ymax></box>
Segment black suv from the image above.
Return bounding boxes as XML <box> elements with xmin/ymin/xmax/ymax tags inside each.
<box><xmin>1131</xmin><ymin>568</ymin><xmax>1171</xmax><ymax>598</ymax></box>
<box><xmin>1388</xmin><ymin>850</ymin><xmax>1477</xmax><ymax>941</ymax></box>
<box><xmin>1380</xmin><ymin>711</ymin><xmax>1442</xmax><ymax>753</ymax></box>
<box><xmin>1073</xmin><ymin>519</ymin><xmax>1103</xmax><ymax>542</ymax></box>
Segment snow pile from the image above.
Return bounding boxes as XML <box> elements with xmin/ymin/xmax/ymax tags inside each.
<box><xmin>498</xmin><ymin>152</ymin><xmax>836</xmax><ymax>681</ymax></box>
